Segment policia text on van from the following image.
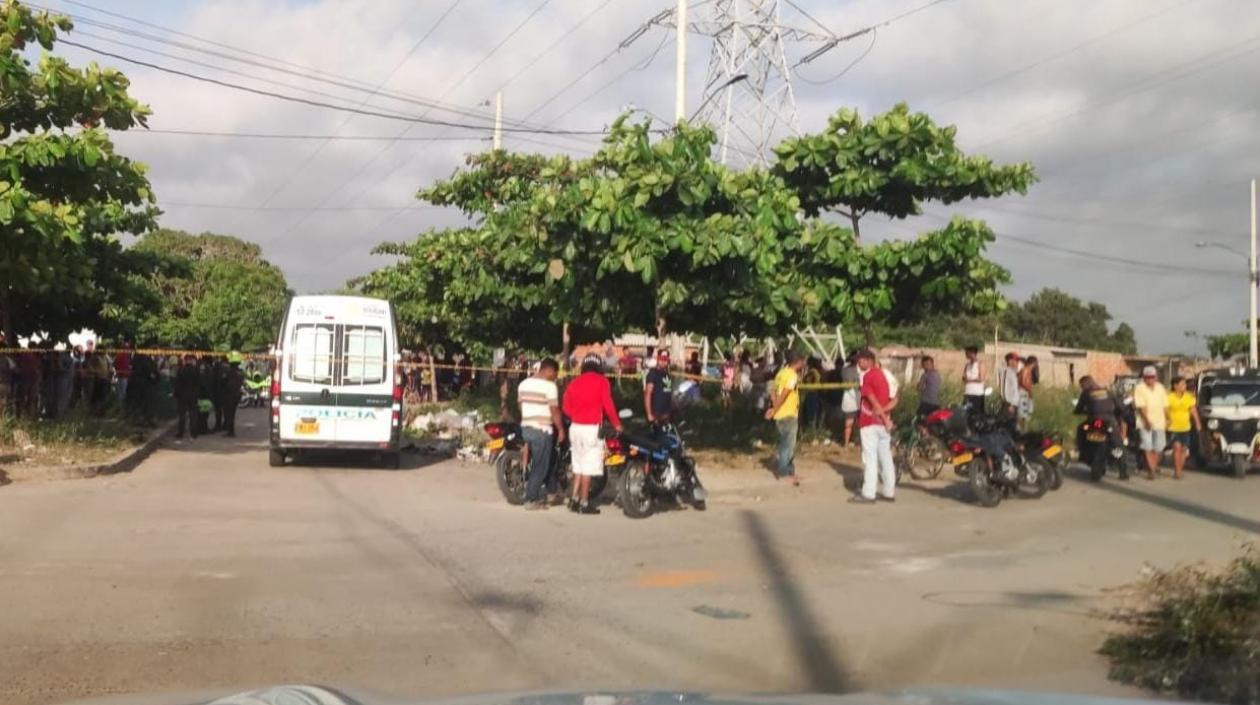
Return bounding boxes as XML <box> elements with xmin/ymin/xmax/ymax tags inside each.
<box><xmin>269</xmin><ymin>295</ymin><xmax>404</xmax><ymax>468</ymax></box>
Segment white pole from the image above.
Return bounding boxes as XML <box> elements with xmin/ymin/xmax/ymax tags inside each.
<box><xmin>1250</xmin><ymin>178</ymin><xmax>1257</xmax><ymax>367</ymax></box>
<box><xmin>493</xmin><ymin>90</ymin><xmax>503</xmax><ymax>151</ymax></box>
<box><xmin>675</xmin><ymin>0</ymin><xmax>687</xmax><ymax>123</ymax></box>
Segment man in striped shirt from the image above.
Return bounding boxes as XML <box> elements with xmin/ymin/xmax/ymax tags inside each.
<box><xmin>518</xmin><ymin>358</ymin><xmax>565</xmax><ymax>510</ymax></box>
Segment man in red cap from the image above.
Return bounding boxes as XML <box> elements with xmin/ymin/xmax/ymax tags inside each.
<box><xmin>643</xmin><ymin>349</ymin><xmax>674</xmax><ymax>424</ymax></box>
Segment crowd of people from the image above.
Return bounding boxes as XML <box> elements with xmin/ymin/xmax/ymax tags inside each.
<box><xmin>0</xmin><ymin>335</ymin><xmax>265</xmax><ymax>441</ymax></box>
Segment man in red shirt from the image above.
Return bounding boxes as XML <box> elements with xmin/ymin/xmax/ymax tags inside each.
<box><xmin>562</xmin><ymin>353</ymin><xmax>623</xmax><ymax>514</ymax></box>
<box><xmin>852</xmin><ymin>348</ymin><xmax>896</xmax><ymax>504</ymax></box>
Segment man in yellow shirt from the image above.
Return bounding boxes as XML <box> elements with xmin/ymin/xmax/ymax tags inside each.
<box><xmin>1133</xmin><ymin>366</ymin><xmax>1169</xmax><ymax>479</ymax></box>
<box><xmin>1166</xmin><ymin>376</ymin><xmax>1201</xmax><ymax>480</ymax></box>
<box><xmin>765</xmin><ymin>351</ymin><xmax>805</xmax><ymax>486</ymax></box>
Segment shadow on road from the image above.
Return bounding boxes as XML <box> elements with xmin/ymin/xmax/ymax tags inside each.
<box><xmin>921</xmin><ymin>589</ymin><xmax>1100</xmax><ymax>618</ymax></box>
<box><xmin>1065</xmin><ymin>465</ymin><xmax>1260</xmax><ymax>535</ymax></box>
<box><xmin>823</xmin><ymin>459</ymin><xmax>863</xmax><ymax>492</ymax></box>
<box><xmin>739</xmin><ymin>510</ymin><xmax>855</xmax><ymax>693</ymax></box>
<box><xmin>894</xmin><ymin>477</ymin><xmax>976</xmax><ymax>505</ymax></box>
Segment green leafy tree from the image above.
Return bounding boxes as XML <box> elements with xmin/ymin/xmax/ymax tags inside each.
<box><xmin>127</xmin><ymin>230</ymin><xmax>289</xmax><ymax>350</ymax></box>
<box><xmin>772</xmin><ymin>102</ymin><xmax>1036</xmax><ymax>241</ymax></box>
<box><xmin>1206</xmin><ymin>331</ymin><xmax>1249</xmax><ymax>360</ymax></box>
<box><xmin>0</xmin><ymin>0</ymin><xmax>157</xmax><ymax>342</ymax></box>
<box><xmin>1003</xmin><ymin>287</ymin><xmax>1137</xmax><ymax>353</ymax></box>
<box><xmin>364</xmin><ymin>113</ymin><xmax>1022</xmax><ymax>354</ymax></box>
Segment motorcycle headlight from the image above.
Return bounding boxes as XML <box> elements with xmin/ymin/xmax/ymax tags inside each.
<box><xmin>1207</xmin><ymin>418</ymin><xmax>1220</xmax><ymax>430</ymax></box>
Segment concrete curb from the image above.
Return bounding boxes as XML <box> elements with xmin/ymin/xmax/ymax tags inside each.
<box><xmin>2</xmin><ymin>419</ymin><xmax>178</xmax><ymax>485</ymax></box>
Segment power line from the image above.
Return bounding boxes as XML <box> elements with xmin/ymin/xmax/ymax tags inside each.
<box><xmin>495</xmin><ymin>0</ymin><xmax>621</xmax><ymax>94</ymax></box>
<box><xmin>793</xmin><ymin>0</ymin><xmax>954</xmax><ymax>68</ymax></box>
<box><xmin>793</xmin><ymin>28</ymin><xmax>877</xmax><ymax>85</ymax></box>
<box><xmin>548</xmin><ymin>31</ymin><xmax>673</xmax><ymax>124</ymax></box>
<box><xmin>930</xmin><ymin>0</ymin><xmax>1202</xmax><ymax>109</ymax></box>
<box><xmin>915</xmin><ymin>211</ymin><xmax>1232</xmax><ymax>275</ymax></box>
<box><xmin>56</xmin><ymin>39</ymin><xmax>623</xmax><ymax>136</ymax></box>
<box><xmin>974</xmin><ymin>28</ymin><xmax>1260</xmax><ymax>149</ymax></box>
<box><xmin>131</xmin><ymin>128</ymin><xmax>491</xmax><ymax>141</ymax></box>
<box><xmin>163</xmin><ymin>201</ymin><xmax>438</xmax><ymax>212</ymax></box>
<box><xmin>31</xmin><ymin>0</ymin><xmax>568</xmax><ymax>135</ymax></box>
<box><xmin>252</xmin><ymin>0</ymin><xmax>466</xmax><ymax>210</ymax></box>
<box><xmin>933</xmin><ymin>205</ymin><xmax>1220</xmax><ymax>237</ymax></box>
<box><xmin>284</xmin><ymin>0</ymin><xmax>560</xmax><ymax>235</ymax></box>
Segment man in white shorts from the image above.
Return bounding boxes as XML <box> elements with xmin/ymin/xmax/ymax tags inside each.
<box><xmin>561</xmin><ymin>353</ymin><xmax>623</xmax><ymax>514</ymax></box>
<box><xmin>1133</xmin><ymin>365</ymin><xmax>1168</xmax><ymax>479</ymax></box>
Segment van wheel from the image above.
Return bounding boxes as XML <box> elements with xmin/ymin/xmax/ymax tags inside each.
<box><xmin>269</xmin><ymin>449</ymin><xmax>286</xmax><ymax>467</ymax></box>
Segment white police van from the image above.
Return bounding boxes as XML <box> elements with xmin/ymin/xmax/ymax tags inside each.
<box><xmin>269</xmin><ymin>295</ymin><xmax>403</xmax><ymax>468</ymax></box>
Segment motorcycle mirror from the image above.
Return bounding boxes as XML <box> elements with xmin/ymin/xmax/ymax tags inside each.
<box><xmin>618</xmin><ymin>408</ymin><xmax>633</xmax><ymax>419</ymax></box>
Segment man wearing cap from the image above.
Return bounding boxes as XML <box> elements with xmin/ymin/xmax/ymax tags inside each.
<box><xmin>765</xmin><ymin>351</ymin><xmax>805</xmax><ymax>486</ymax></box>
<box><xmin>1133</xmin><ymin>366</ymin><xmax>1169</xmax><ymax>479</ymax></box>
<box><xmin>644</xmin><ymin>349</ymin><xmax>674</xmax><ymax>425</ymax></box>
<box><xmin>561</xmin><ymin>353</ymin><xmax>623</xmax><ymax>514</ymax></box>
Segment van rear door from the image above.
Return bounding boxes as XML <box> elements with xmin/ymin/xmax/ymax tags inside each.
<box><xmin>334</xmin><ymin>323</ymin><xmax>394</xmax><ymax>445</ymax></box>
<box><xmin>279</xmin><ymin>322</ymin><xmax>339</xmax><ymax>445</ymax></box>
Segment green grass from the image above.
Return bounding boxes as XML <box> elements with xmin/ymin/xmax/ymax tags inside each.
<box><xmin>1100</xmin><ymin>547</ymin><xmax>1260</xmax><ymax>705</ymax></box>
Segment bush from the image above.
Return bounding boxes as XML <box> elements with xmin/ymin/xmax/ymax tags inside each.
<box><xmin>1100</xmin><ymin>547</ymin><xmax>1260</xmax><ymax>705</ymax></box>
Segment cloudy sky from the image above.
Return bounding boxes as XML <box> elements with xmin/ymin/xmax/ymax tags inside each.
<box><xmin>39</xmin><ymin>0</ymin><xmax>1257</xmax><ymax>354</ymax></box>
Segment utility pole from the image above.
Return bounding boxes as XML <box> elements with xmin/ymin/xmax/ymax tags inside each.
<box><xmin>493</xmin><ymin>90</ymin><xmax>503</xmax><ymax>150</ymax></box>
<box><xmin>675</xmin><ymin>0</ymin><xmax>687</xmax><ymax>122</ymax></box>
<box><xmin>1251</xmin><ymin>178</ymin><xmax>1257</xmax><ymax>367</ymax></box>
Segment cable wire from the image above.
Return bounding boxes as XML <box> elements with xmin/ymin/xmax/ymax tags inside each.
<box><xmin>57</xmin><ymin>39</ymin><xmax>623</xmax><ymax>136</ymax></box>
<box><xmin>793</xmin><ymin>28</ymin><xmax>877</xmax><ymax>85</ymax></box>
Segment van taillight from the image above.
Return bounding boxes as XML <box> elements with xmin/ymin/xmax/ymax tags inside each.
<box><xmin>393</xmin><ymin>384</ymin><xmax>403</xmax><ymax>402</ymax></box>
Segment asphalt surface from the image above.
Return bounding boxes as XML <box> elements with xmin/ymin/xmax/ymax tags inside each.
<box><xmin>1</xmin><ymin>409</ymin><xmax>1257</xmax><ymax>705</ymax></box>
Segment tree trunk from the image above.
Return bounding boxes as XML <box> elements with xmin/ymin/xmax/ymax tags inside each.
<box><xmin>560</xmin><ymin>322</ymin><xmax>571</xmax><ymax>372</ymax></box>
<box><xmin>849</xmin><ymin>211</ymin><xmax>862</xmax><ymax>244</ymax></box>
<box><xmin>426</xmin><ymin>347</ymin><xmax>438</xmax><ymax>402</ymax></box>
<box><xmin>1</xmin><ymin>286</ymin><xmax>13</xmax><ymax>348</ymax></box>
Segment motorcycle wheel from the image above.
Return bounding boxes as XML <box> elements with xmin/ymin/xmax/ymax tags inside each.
<box><xmin>968</xmin><ymin>458</ymin><xmax>1002</xmax><ymax>508</ymax></box>
<box><xmin>618</xmin><ymin>462</ymin><xmax>655</xmax><ymax>519</ymax></box>
<box><xmin>1047</xmin><ymin>456</ymin><xmax>1065</xmax><ymax>490</ymax></box>
<box><xmin>238</xmin><ymin>397</ymin><xmax>251</xmax><ymax>409</ymax></box>
<box><xmin>1019</xmin><ymin>458</ymin><xmax>1051</xmax><ymax>499</ymax></box>
<box><xmin>1089</xmin><ymin>450</ymin><xmax>1106</xmax><ymax>481</ymax></box>
<box><xmin>914</xmin><ymin>437</ymin><xmax>948</xmax><ymax>480</ymax></box>
<box><xmin>495</xmin><ymin>450</ymin><xmax>527</xmax><ymax>505</ymax></box>
<box><xmin>1231</xmin><ymin>454</ymin><xmax>1249</xmax><ymax>479</ymax></box>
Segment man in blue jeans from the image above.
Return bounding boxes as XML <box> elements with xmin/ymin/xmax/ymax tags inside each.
<box><xmin>517</xmin><ymin>358</ymin><xmax>565</xmax><ymax>510</ymax></box>
<box><xmin>765</xmin><ymin>351</ymin><xmax>805</xmax><ymax>486</ymax></box>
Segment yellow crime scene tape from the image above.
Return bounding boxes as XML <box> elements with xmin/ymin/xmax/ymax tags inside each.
<box><xmin>0</xmin><ymin>348</ymin><xmax>857</xmax><ymax>390</ymax></box>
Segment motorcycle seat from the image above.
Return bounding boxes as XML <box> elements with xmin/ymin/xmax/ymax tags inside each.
<box><xmin>620</xmin><ymin>430</ymin><xmax>669</xmax><ymax>453</ymax></box>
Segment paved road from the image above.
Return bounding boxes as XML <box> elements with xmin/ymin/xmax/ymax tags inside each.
<box><xmin>2</xmin><ymin>409</ymin><xmax>1257</xmax><ymax>705</ymax></box>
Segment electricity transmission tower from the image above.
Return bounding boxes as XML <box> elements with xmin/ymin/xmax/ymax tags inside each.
<box><xmin>649</xmin><ymin>0</ymin><xmax>840</xmax><ymax>166</ymax></box>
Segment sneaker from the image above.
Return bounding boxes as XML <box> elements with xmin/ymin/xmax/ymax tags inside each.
<box><xmin>579</xmin><ymin>502</ymin><xmax>601</xmax><ymax>515</ymax></box>
<box><xmin>567</xmin><ymin>498</ymin><xmax>580</xmax><ymax>513</ymax></box>
<box><xmin>877</xmin><ymin>495</ymin><xmax>896</xmax><ymax>503</ymax></box>
<box><xmin>848</xmin><ymin>495</ymin><xmax>877</xmax><ymax>505</ymax></box>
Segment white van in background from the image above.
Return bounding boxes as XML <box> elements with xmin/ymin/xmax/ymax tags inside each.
<box><xmin>270</xmin><ymin>295</ymin><xmax>403</xmax><ymax>468</ymax></box>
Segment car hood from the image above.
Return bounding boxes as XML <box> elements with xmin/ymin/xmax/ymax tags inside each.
<box><xmin>53</xmin><ymin>686</ymin><xmax>1196</xmax><ymax>705</ymax></box>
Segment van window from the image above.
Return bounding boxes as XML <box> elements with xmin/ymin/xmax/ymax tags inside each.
<box><xmin>342</xmin><ymin>325</ymin><xmax>386</xmax><ymax>385</ymax></box>
<box><xmin>290</xmin><ymin>324</ymin><xmax>336</xmax><ymax>384</ymax></box>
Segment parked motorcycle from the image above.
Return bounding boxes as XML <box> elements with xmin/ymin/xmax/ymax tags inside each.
<box><xmin>926</xmin><ymin>406</ymin><xmax>1050</xmax><ymax>507</ymax></box>
<box><xmin>615</xmin><ymin>412</ymin><xmax>707</xmax><ymax>519</ymax></box>
<box><xmin>1077</xmin><ymin>417</ymin><xmax>1132</xmax><ymax>481</ymax></box>
<box><xmin>239</xmin><ymin>373</ymin><xmax>270</xmax><ymax>408</ymax></box>
<box><xmin>1014</xmin><ymin>429</ymin><xmax>1066</xmax><ymax>491</ymax></box>
<box><xmin>483</xmin><ymin>421</ymin><xmax>605</xmax><ymax>505</ymax></box>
